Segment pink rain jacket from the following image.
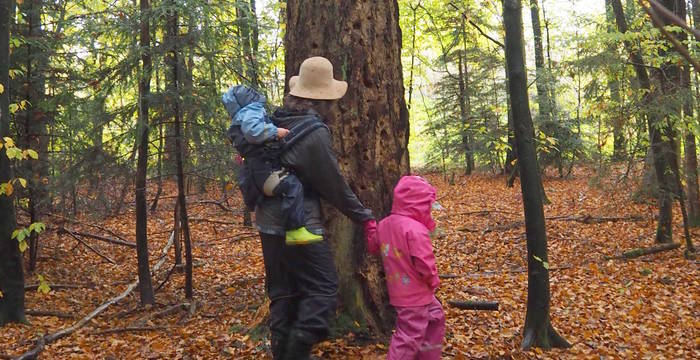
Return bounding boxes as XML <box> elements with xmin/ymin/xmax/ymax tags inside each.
<box><xmin>368</xmin><ymin>176</ymin><xmax>440</xmax><ymax>307</ymax></box>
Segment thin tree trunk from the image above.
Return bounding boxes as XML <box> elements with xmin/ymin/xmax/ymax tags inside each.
<box><xmin>503</xmin><ymin>0</ymin><xmax>570</xmax><ymax>350</ymax></box>
<box><xmin>407</xmin><ymin>3</ymin><xmax>418</xmax><ymax>110</ymax></box>
<box><xmin>529</xmin><ymin>0</ymin><xmax>552</xmax><ymax>123</ymax></box>
<box><xmin>686</xmin><ymin>0</ymin><xmax>700</xmax><ymax>226</ymax></box>
<box><xmin>611</xmin><ymin>0</ymin><xmax>675</xmax><ymax>243</ymax></box>
<box><xmin>285</xmin><ymin>0</ymin><xmax>409</xmax><ymax>335</ymax></box>
<box><xmin>0</xmin><ymin>0</ymin><xmax>26</xmax><ymax>326</ymax></box>
<box><xmin>606</xmin><ymin>0</ymin><xmax>626</xmax><ymax>160</ymax></box>
<box><xmin>135</xmin><ymin>0</ymin><xmax>155</xmax><ymax>306</ymax></box>
<box><xmin>167</xmin><ymin>4</ymin><xmax>193</xmax><ymax>298</ymax></box>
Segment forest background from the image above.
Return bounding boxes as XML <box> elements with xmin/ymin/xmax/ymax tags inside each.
<box><xmin>0</xmin><ymin>0</ymin><xmax>699</xmax><ymax>358</ymax></box>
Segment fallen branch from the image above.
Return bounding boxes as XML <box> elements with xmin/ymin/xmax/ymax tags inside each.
<box><xmin>447</xmin><ymin>300</ymin><xmax>499</xmax><ymax>311</ymax></box>
<box><xmin>57</xmin><ymin>227</ymin><xmax>136</xmax><ymax>248</ymax></box>
<box><xmin>606</xmin><ymin>242</ymin><xmax>681</xmax><ymax>260</ymax></box>
<box><xmin>93</xmin><ymin>326</ymin><xmax>167</xmax><ymax>336</ymax></box>
<box><xmin>16</xmin><ymin>231</ymin><xmax>175</xmax><ymax>360</ymax></box>
<box><xmin>25</xmin><ymin>283</ymin><xmax>93</xmax><ymax>291</ymax></box>
<box><xmin>457</xmin><ymin>214</ymin><xmax>646</xmax><ymax>233</ymax></box>
<box><xmin>62</xmin><ymin>228</ymin><xmax>117</xmax><ymax>264</ymax></box>
<box><xmin>192</xmin><ymin>199</ymin><xmax>233</xmax><ymax>212</ymax></box>
<box><xmin>188</xmin><ymin>217</ymin><xmax>238</xmax><ymax>226</ymax></box>
<box><xmin>47</xmin><ymin>213</ymin><xmax>131</xmax><ymax>244</ymax></box>
<box><xmin>25</xmin><ymin>310</ymin><xmax>75</xmax><ymax>319</ymax></box>
<box><xmin>548</xmin><ymin>214</ymin><xmax>646</xmax><ymax>224</ymax></box>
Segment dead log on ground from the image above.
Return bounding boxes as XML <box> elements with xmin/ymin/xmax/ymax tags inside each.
<box><xmin>447</xmin><ymin>300</ymin><xmax>499</xmax><ymax>311</ymax></box>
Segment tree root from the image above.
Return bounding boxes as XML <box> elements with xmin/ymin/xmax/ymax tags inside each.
<box><xmin>521</xmin><ymin>323</ymin><xmax>571</xmax><ymax>350</ymax></box>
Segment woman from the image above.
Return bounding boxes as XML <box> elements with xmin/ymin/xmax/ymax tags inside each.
<box><xmin>253</xmin><ymin>56</ymin><xmax>377</xmax><ymax>360</ymax></box>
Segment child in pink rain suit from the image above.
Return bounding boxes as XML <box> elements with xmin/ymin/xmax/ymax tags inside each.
<box><xmin>367</xmin><ymin>175</ymin><xmax>445</xmax><ymax>359</ymax></box>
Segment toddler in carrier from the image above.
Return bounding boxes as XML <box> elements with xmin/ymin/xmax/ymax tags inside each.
<box><xmin>222</xmin><ymin>85</ymin><xmax>322</xmax><ymax>245</ymax></box>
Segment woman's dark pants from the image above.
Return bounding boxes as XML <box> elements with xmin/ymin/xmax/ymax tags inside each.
<box><xmin>259</xmin><ymin>233</ymin><xmax>338</xmax><ymax>359</ymax></box>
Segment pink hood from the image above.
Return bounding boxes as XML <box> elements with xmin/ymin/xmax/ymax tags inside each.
<box><xmin>391</xmin><ymin>176</ymin><xmax>437</xmax><ymax>231</ymax></box>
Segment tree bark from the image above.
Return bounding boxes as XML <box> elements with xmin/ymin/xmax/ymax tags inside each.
<box><xmin>135</xmin><ymin>0</ymin><xmax>155</xmax><ymax>306</ymax></box>
<box><xmin>502</xmin><ymin>0</ymin><xmax>569</xmax><ymax>350</ymax></box>
<box><xmin>611</xmin><ymin>0</ymin><xmax>676</xmax><ymax>243</ymax></box>
<box><xmin>285</xmin><ymin>0</ymin><xmax>409</xmax><ymax>335</ymax></box>
<box><xmin>0</xmin><ymin>0</ymin><xmax>26</xmax><ymax>326</ymax></box>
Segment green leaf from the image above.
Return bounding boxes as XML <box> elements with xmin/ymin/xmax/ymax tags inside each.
<box><xmin>37</xmin><ymin>275</ymin><xmax>51</xmax><ymax>294</ymax></box>
<box><xmin>11</xmin><ymin>229</ymin><xmax>20</xmax><ymax>239</ymax></box>
<box><xmin>6</xmin><ymin>147</ymin><xmax>22</xmax><ymax>160</ymax></box>
<box><xmin>9</xmin><ymin>103</ymin><xmax>19</xmax><ymax>114</ymax></box>
<box><xmin>26</xmin><ymin>149</ymin><xmax>38</xmax><ymax>159</ymax></box>
<box><xmin>18</xmin><ymin>240</ymin><xmax>28</xmax><ymax>252</ymax></box>
<box><xmin>30</xmin><ymin>222</ymin><xmax>45</xmax><ymax>234</ymax></box>
<box><xmin>16</xmin><ymin>229</ymin><xmax>27</xmax><ymax>242</ymax></box>
<box><xmin>0</xmin><ymin>83</ymin><xmax>4</xmax><ymax>94</ymax></box>
<box><xmin>533</xmin><ymin>255</ymin><xmax>542</xmax><ymax>262</ymax></box>
<box><xmin>542</xmin><ymin>261</ymin><xmax>550</xmax><ymax>270</ymax></box>
<box><xmin>17</xmin><ymin>178</ymin><xmax>27</xmax><ymax>188</ymax></box>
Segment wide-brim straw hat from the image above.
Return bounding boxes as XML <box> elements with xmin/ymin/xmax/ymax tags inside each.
<box><xmin>289</xmin><ymin>56</ymin><xmax>348</xmax><ymax>100</ymax></box>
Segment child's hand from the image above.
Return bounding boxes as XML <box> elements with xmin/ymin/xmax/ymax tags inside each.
<box><xmin>277</xmin><ymin>128</ymin><xmax>290</xmax><ymax>139</ymax></box>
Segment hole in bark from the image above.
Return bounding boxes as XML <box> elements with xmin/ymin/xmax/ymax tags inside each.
<box><xmin>353</xmin><ymin>21</ymin><xmax>361</xmax><ymax>30</ymax></box>
<box><xmin>312</xmin><ymin>42</ymin><xmax>319</xmax><ymax>49</ymax></box>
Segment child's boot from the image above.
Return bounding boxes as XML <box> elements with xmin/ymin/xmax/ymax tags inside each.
<box><xmin>285</xmin><ymin>227</ymin><xmax>323</xmax><ymax>245</ymax></box>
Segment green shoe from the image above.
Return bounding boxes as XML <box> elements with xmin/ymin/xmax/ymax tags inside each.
<box><xmin>285</xmin><ymin>227</ymin><xmax>323</xmax><ymax>245</ymax></box>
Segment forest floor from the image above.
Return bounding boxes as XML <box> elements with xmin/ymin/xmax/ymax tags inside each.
<box><xmin>1</xmin><ymin>168</ymin><xmax>698</xmax><ymax>359</ymax></box>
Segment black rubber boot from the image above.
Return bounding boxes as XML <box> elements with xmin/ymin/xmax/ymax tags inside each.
<box><xmin>270</xmin><ymin>331</ymin><xmax>288</xmax><ymax>360</ymax></box>
<box><xmin>281</xmin><ymin>329</ymin><xmax>315</xmax><ymax>360</ymax></box>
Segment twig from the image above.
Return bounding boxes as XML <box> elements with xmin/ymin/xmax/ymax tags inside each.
<box><xmin>192</xmin><ymin>199</ymin><xmax>233</xmax><ymax>212</ymax></box>
<box><xmin>92</xmin><ymin>326</ymin><xmax>167</xmax><ymax>336</ymax></box>
<box><xmin>16</xmin><ymin>231</ymin><xmax>176</xmax><ymax>360</ymax></box>
<box><xmin>62</xmin><ymin>228</ymin><xmax>117</xmax><ymax>264</ymax></box>
<box><xmin>25</xmin><ymin>310</ymin><xmax>75</xmax><ymax>319</ymax></box>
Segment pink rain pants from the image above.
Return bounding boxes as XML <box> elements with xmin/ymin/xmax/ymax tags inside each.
<box><xmin>387</xmin><ymin>297</ymin><xmax>445</xmax><ymax>360</ymax></box>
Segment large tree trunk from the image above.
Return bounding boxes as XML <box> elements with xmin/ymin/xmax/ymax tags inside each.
<box><xmin>611</xmin><ymin>0</ymin><xmax>676</xmax><ymax>243</ymax></box>
<box><xmin>0</xmin><ymin>0</ymin><xmax>26</xmax><ymax>326</ymax></box>
<box><xmin>503</xmin><ymin>0</ymin><xmax>570</xmax><ymax>350</ymax></box>
<box><xmin>285</xmin><ymin>0</ymin><xmax>409</xmax><ymax>335</ymax></box>
<box><xmin>135</xmin><ymin>0</ymin><xmax>155</xmax><ymax>306</ymax></box>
